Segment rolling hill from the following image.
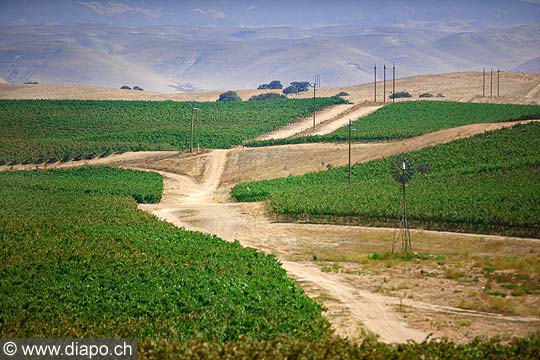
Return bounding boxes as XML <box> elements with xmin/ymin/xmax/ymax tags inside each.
<box><xmin>1</xmin><ymin>72</ymin><xmax>538</xmax><ymax>106</ymax></box>
<box><xmin>0</xmin><ymin>24</ymin><xmax>538</xmax><ymax>93</ymax></box>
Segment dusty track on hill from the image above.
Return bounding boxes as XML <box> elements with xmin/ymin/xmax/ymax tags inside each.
<box><xmin>254</xmin><ymin>104</ymin><xmax>354</xmax><ymax>140</ymax></box>
<box><xmin>132</xmin><ymin>119</ymin><xmax>540</xmax><ymax>343</ymax></box>
<box><xmin>136</xmin><ymin>151</ymin><xmax>428</xmax><ymax>343</ymax></box>
<box><xmin>256</xmin><ymin>104</ymin><xmax>382</xmax><ymax>140</ymax></box>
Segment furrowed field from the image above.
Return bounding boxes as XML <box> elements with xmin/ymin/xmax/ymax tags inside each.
<box><xmin>233</xmin><ymin>122</ymin><xmax>540</xmax><ymax>238</ymax></box>
<box><xmin>0</xmin><ymin>167</ymin><xmax>329</xmax><ymax>341</ymax></box>
<box><xmin>246</xmin><ymin>101</ymin><xmax>540</xmax><ymax>146</ymax></box>
<box><xmin>0</xmin><ymin>97</ymin><xmax>344</xmax><ymax>164</ymax></box>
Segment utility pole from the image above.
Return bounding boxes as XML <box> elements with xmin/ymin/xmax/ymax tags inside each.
<box><xmin>490</xmin><ymin>68</ymin><xmax>493</xmax><ymax>98</ymax></box>
<box><xmin>392</xmin><ymin>62</ymin><xmax>395</xmax><ymax>103</ymax></box>
<box><xmin>374</xmin><ymin>65</ymin><xmax>377</xmax><ymax>103</ymax></box>
<box><xmin>383</xmin><ymin>64</ymin><xmax>386</xmax><ymax>103</ymax></box>
<box><xmin>312</xmin><ymin>75</ymin><xmax>318</xmax><ymax>129</ymax></box>
<box><xmin>348</xmin><ymin>119</ymin><xmax>352</xmax><ymax>185</ymax></box>
<box><xmin>347</xmin><ymin>119</ymin><xmax>357</xmax><ymax>185</ymax></box>
<box><xmin>484</xmin><ymin>68</ymin><xmax>487</xmax><ymax>97</ymax></box>
<box><xmin>190</xmin><ymin>101</ymin><xmax>199</xmax><ymax>153</ymax></box>
<box><xmin>497</xmin><ymin>69</ymin><xmax>500</xmax><ymax>97</ymax></box>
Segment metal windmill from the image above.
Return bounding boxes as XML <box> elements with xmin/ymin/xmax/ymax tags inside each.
<box><xmin>390</xmin><ymin>157</ymin><xmax>414</xmax><ymax>254</ymax></box>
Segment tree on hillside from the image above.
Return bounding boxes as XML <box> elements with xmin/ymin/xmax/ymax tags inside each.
<box><xmin>217</xmin><ymin>91</ymin><xmax>241</xmax><ymax>102</ymax></box>
<box><xmin>283</xmin><ymin>81</ymin><xmax>310</xmax><ymax>95</ymax></box>
<box><xmin>257</xmin><ymin>80</ymin><xmax>283</xmax><ymax>90</ymax></box>
<box><xmin>389</xmin><ymin>91</ymin><xmax>412</xmax><ymax>99</ymax></box>
<box><xmin>267</xmin><ymin>80</ymin><xmax>283</xmax><ymax>89</ymax></box>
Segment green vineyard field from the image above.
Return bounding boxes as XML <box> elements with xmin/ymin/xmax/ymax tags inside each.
<box><xmin>233</xmin><ymin>122</ymin><xmax>540</xmax><ymax>238</ymax></box>
<box><xmin>245</xmin><ymin>101</ymin><xmax>540</xmax><ymax>147</ymax></box>
<box><xmin>0</xmin><ymin>97</ymin><xmax>345</xmax><ymax>164</ymax></box>
<box><xmin>0</xmin><ymin>167</ymin><xmax>329</xmax><ymax>341</ymax></box>
<box><xmin>2</xmin><ymin>167</ymin><xmax>538</xmax><ymax>358</ymax></box>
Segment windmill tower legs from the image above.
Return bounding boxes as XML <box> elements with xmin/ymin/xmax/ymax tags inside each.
<box><xmin>392</xmin><ymin>182</ymin><xmax>412</xmax><ymax>254</ymax></box>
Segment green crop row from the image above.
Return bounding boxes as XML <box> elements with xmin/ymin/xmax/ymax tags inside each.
<box><xmin>245</xmin><ymin>101</ymin><xmax>540</xmax><ymax>147</ymax></box>
<box><xmin>233</xmin><ymin>122</ymin><xmax>540</xmax><ymax>238</ymax></box>
<box><xmin>137</xmin><ymin>334</ymin><xmax>540</xmax><ymax>359</ymax></box>
<box><xmin>0</xmin><ymin>167</ymin><xmax>329</xmax><ymax>341</ymax></box>
<box><xmin>0</xmin><ymin>97</ymin><xmax>345</xmax><ymax>164</ymax></box>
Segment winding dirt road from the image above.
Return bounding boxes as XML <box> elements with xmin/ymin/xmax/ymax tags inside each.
<box><xmin>132</xmin><ymin>119</ymin><xmax>540</xmax><ymax>343</ymax></box>
<box><xmin>137</xmin><ymin>150</ymin><xmax>429</xmax><ymax>343</ymax></box>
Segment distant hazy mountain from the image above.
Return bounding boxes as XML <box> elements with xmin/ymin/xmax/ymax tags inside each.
<box><xmin>514</xmin><ymin>56</ymin><xmax>540</xmax><ymax>73</ymax></box>
<box><xmin>1</xmin><ymin>0</ymin><xmax>539</xmax><ymax>28</ymax></box>
<box><xmin>1</xmin><ymin>23</ymin><xmax>538</xmax><ymax>93</ymax></box>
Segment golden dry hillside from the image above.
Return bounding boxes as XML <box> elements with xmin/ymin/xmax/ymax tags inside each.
<box><xmin>0</xmin><ymin>72</ymin><xmax>538</xmax><ymax>105</ymax></box>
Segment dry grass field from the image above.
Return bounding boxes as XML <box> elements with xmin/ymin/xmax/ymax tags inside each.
<box><xmin>1</xmin><ymin>72</ymin><xmax>538</xmax><ymax>105</ymax></box>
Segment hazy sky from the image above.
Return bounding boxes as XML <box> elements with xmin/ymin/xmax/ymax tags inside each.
<box><xmin>0</xmin><ymin>0</ymin><xmax>538</xmax><ymax>28</ymax></box>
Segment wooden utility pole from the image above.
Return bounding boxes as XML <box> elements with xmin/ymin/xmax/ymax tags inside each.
<box><xmin>348</xmin><ymin>119</ymin><xmax>352</xmax><ymax>185</ymax></box>
<box><xmin>190</xmin><ymin>101</ymin><xmax>199</xmax><ymax>153</ymax></box>
<box><xmin>392</xmin><ymin>62</ymin><xmax>395</xmax><ymax>103</ymax></box>
<box><xmin>497</xmin><ymin>69</ymin><xmax>500</xmax><ymax>97</ymax></box>
<box><xmin>383</xmin><ymin>64</ymin><xmax>386</xmax><ymax>103</ymax></box>
<box><xmin>374</xmin><ymin>65</ymin><xmax>377</xmax><ymax>103</ymax></box>
<box><xmin>490</xmin><ymin>68</ymin><xmax>493</xmax><ymax>97</ymax></box>
<box><xmin>312</xmin><ymin>74</ymin><xmax>319</xmax><ymax>129</ymax></box>
<box><xmin>482</xmin><ymin>68</ymin><xmax>485</xmax><ymax>97</ymax></box>
<box><xmin>190</xmin><ymin>101</ymin><xmax>195</xmax><ymax>153</ymax></box>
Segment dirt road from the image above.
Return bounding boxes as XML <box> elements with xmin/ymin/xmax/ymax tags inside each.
<box><xmin>256</xmin><ymin>104</ymin><xmax>383</xmax><ymax>140</ymax></box>
<box><xmin>137</xmin><ymin>154</ymin><xmax>430</xmax><ymax>343</ymax></box>
<box><xmin>4</xmin><ymin>116</ymin><xmax>539</xmax><ymax>343</ymax></box>
<box><xmin>222</xmin><ymin>119</ymin><xmax>540</xmax><ymax>184</ymax></box>
<box><xmin>297</xmin><ymin>105</ymin><xmax>382</xmax><ymax>136</ymax></box>
<box><xmin>255</xmin><ymin>104</ymin><xmax>355</xmax><ymax>140</ymax></box>
<box><xmin>132</xmin><ymin>119</ymin><xmax>540</xmax><ymax>343</ymax></box>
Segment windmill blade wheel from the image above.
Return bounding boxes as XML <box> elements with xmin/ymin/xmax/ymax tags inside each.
<box><xmin>391</xmin><ymin>157</ymin><xmax>414</xmax><ymax>184</ymax></box>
